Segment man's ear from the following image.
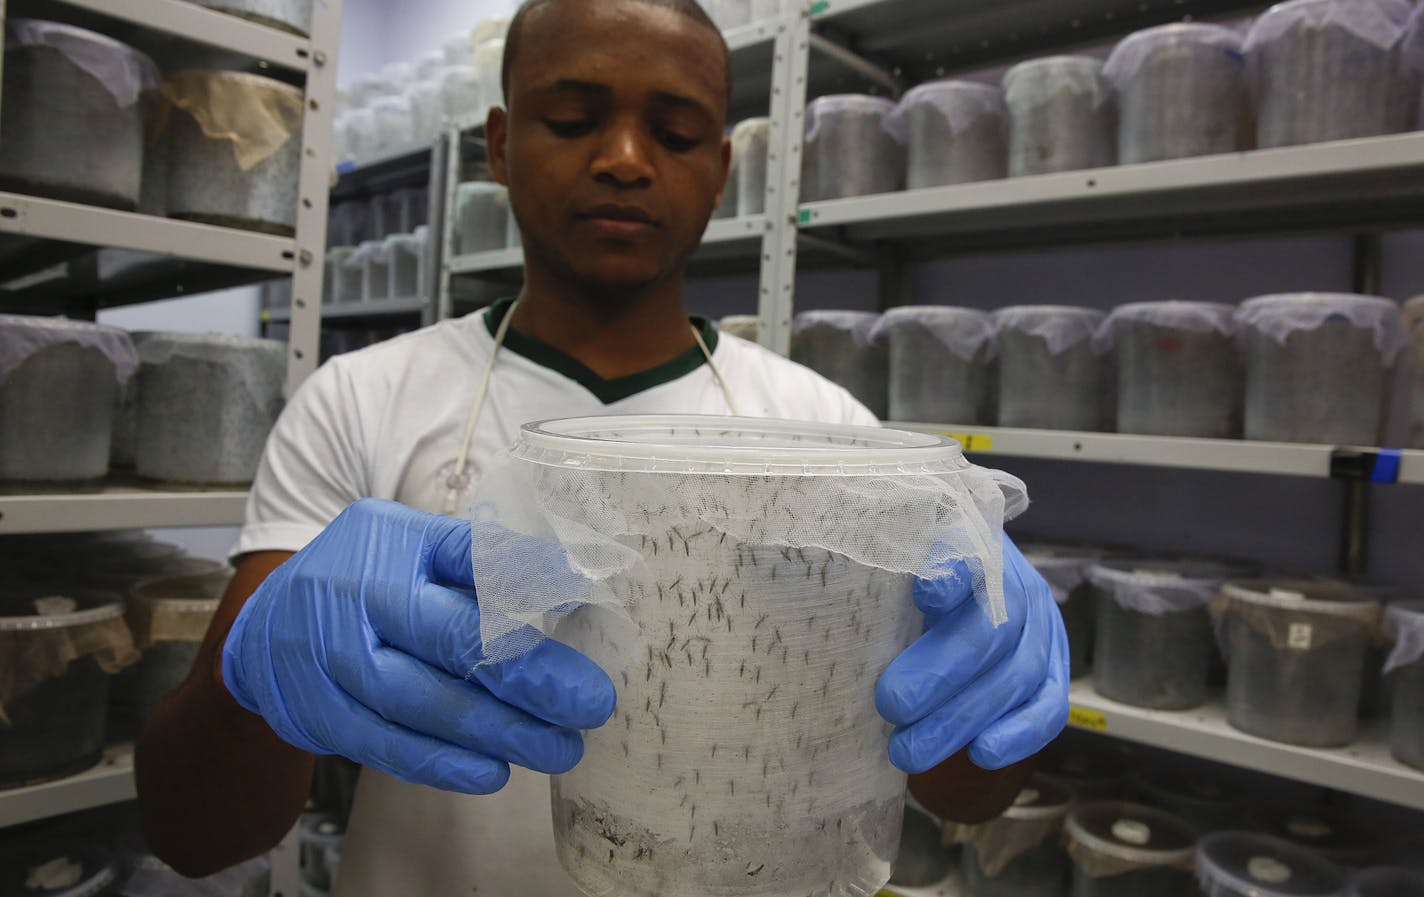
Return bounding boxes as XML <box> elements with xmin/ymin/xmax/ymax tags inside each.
<box><xmin>487</xmin><ymin>105</ymin><xmax>509</xmax><ymax>186</ymax></box>
<box><xmin>712</xmin><ymin>134</ymin><xmax>732</xmax><ymax>213</ymax></box>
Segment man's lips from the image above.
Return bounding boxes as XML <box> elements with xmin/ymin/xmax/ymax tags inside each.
<box><xmin>575</xmin><ymin>204</ymin><xmax>661</xmax><ymax>239</ymax></box>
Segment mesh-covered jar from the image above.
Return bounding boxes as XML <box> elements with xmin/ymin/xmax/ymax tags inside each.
<box><xmin>1104</xmin><ymin>24</ymin><xmax>1249</xmax><ymax>164</ymax></box>
<box><xmin>995</xmin><ymin>306</ymin><xmax>1109</xmax><ymax>431</ymax></box>
<box><xmin>1405</xmin><ymin>296</ymin><xmax>1424</xmax><ymax>449</ymax></box>
<box><xmin>718</xmin><ymin>315</ymin><xmax>761</xmax><ymax>343</ymax></box>
<box><xmin>1236</xmin><ymin>293</ymin><xmax>1407</xmax><ymax>445</ymax></box>
<box><xmin>191</xmin><ymin>0</ymin><xmax>313</xmax><ymax>37</ymax></box>
<box><xmin>732</xmin><ymin>117</ymin><xmax>772</xmax><ymax>216</ymax></box>
<box><xmin>956</xmin><ymin>778</ymin><xmax>1072</xmax><ymax>897</ymax></box>
<box><xmin>1136</xmin><ymin>771</ymin><xmax>1246</xmax><ymax>834</ymax></box>
<box><xmin>873</xmin><ymin>306</ymin><xmax>997</xmax><ymax>424</ymax></box>
<box><xmin>1220</xmin><ymin>581</ymin><xmax>1381</xmax><ymax>747</ymax></box>
<box><xmin>801</xmin><ymin>95</ymin><xmax>904</xmax><ymax>202</ymax></box>
<box><xmin>790</xmin><ymin>311</ymin><xmax>889</xmax><ymax>418</ymax></box>
<box><xmin>124</xmin><ymin>569</ymin><xmax>231</xmax><ymax>724</ymax></box>
<box><xmin>888</xmin><ymin>80</ymin><xmax>1008</xmax><ymax>189</ymax></box>
<box><xmin>1098</xmin><ymin>301</ymin><xmax>1242</xmax><ymax>438</ymax></box>
<box><xmin>407</xmin><ymin>79</ymin><xmax>444</xmax><ymax>142</ymax></box>
<box><xmin>1196</xmin><ymin>832</ymin><xmax>1348</xmax><ymax>897</ymax></box>
<box><xmin>1003</xmin><ymin>57</ymin><xmax>1116</xmax><ymax>177</ymax></box>
<box><xmin>386</xmin><ymin>228</ymin><xmax>427</xmax><ymax>300</ymax></box>
<box><xmin>1245</xmin><ymin>0</ymin><xmax>1417</xmax><ymax>149</ymax></box>
<box><xmin>1066</xmin><ymin>801</ymin><xmax>1198</xmax><ymax>897</ymax></box>
<box><xmin>1023</xmin><ymin>544</ymin><xmax>1104</xmax><ymax>680</ymax></box>
<box><xmin>1384</xmin><ymin>602</ymin><xmax>1424</xmax><ymax>770</ymax></box>
<box><xmin>369</xmin><ymin>95</ymin><xmax>414</xmax><ymax>155</ymax></box>
<box><xmin>453</xmin><ymin>182</ymin><xmax>511</xmax><ymax>255</ymax></box>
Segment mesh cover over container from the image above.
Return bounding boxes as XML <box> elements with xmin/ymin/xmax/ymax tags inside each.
<box><xmin>1137</xmin><ymin>771</ymin><xmax>1247</xmax><ymax>833</ymax></box>
<box><xmin>874</xmin><ymin>306</ymin><xmax>997</xmax><ymax>424</ymax></box>
<box><xmin>134</xmin><ymin>334</ymin><xmax>286</xmax><ymax>486</ymax></box>
<box><xmin>438</xmin><ymin>65</ymin><xmax>481</xmax><ymax>124</ymax></box>
<box><xmin>1348</xmin><ymin>867</ymin><xmax>1424</xmax><ymax>897</ymax></box>
<box><xmin>1219</xmin><ymin>581</ymin><xmax>1381</xmax><ymax>747</ymax></box>
<box><xmin>467</xmin><ymin>415</ymin><xmax>1028</xmax><ymax>897</ymax></box>
<box><xmin>1246</xmin><ymin>0</ymin><xmax>1416</xmax><ymax>149</ymax></box>
<box><xmin>1197</xmin><ymin>832</ymin><xmax>1347</xmax><ymax>897</ymax></box>
<box><xmin>386</xmin><ymin>228</ymin><xmax>427</xmax><ymax>300</ymax></box>
<box><xmin>0</xmin><ymin>838</ymin><xmax>119</xmax><ymax>897</ymax></box>
<box><xmin>1066</xmin><ymin>801</ymin><xmax>1197</xmax><ymax>897</ymax></box>
<box><xmin>1104</xmin><ymin>24</ymin><xmax>1249</xmax><ymax>164</ymax></box>
<box><xmin>0</xmin><ymin>20</ymin><xmax>158</xmax><ymax>210</ymax></box>
<box><xmin>191</xmin><ymin>0</ymin><xmax>313</xmax><ymax>37</ymax></box>
<box><xmin>732</xmin><ymin>117</ymin><xmax>771</xmax><ymax>216</ymax></box>
<box><xmin>791</xmin><ymin>311</ymin><xmax>889</xmax><ymax>418</ymax></box>
<box><xmin>1003</xmin><ymin>57</ymin><xmax>1116</xmax><ymax>177</ymax></box>
<box><xmin>1237</xmin><ymin>293</ymin><xmax>1407</xmax><ymax>445</ymax></box>
<box><xmin>1384</xmin><ymin>602</ymin><xmax>1424</xmax><ymax>770</ymax></box>
<box><xmin>124</xmin><ymin>569</ymin><xmax>230</xmax><ymax>724</ymax></box>
<box><xmin>1023</xmin><ymin>543</ymin><xmax>1104</xmax><ymax>680</ymax></box>
<box><xmin>1099</xmin><ymin>301</ymin><xmax>1242</xmax><ymax>438</ymax></box>
<box><xmin>454</xmin><ymin>182</ymin><xmax>511</xmax><ymax>255</ymax></box>
<box><xmin>802</xmin><ymin>95</ymin><xmax>903</xmax><ymax>202</ymax></box>
<box><xmin>955</xmin><ymin>778</ymin><xmax>1072</xmax><ymax>897</ymax></box>
<box><xmin>996</xmin><ymin>306</ymin><xmax>1109</xmax><ymax>431</ymax></box>
<box><xmin>1405</xmin><ymin>296</ymin><xmax>1424</xmax><ymax>449</ymax></box>
<box><xmin>368</xmin><ymin>95</ymin><xmax>414</xmax><ymax>155</ymax></box>
<box><xmin>887</xmin><ymin>81</ymin><xmax>1008</xmax><ymax>189</ymax></box>
<box><xmin>1</xmin><ymin>316</ymin><xmax>136</xmax><ymax>485</ymax></box>
<box><xmin>1087</xmin><ymin>559</ymin><xmax>1246</xmax><ymax>710</ymax></box>
<box><xmin>162</xmin><ymin>70</ymin><xmax>304</xmax><ymax>234</ymax></box>
<box><xmin>718</xmin><ymin>315</ymin><xmax>761</xmax><ymax>343</ymax></box>
<box><xmin>0</xmin><ymin>590</ymin><xmax>137</xmax><ymax>787</ymax></box>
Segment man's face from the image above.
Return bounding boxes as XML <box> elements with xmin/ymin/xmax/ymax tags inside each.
<box><xmin>489</xmin><ymin>0</ymin><xmax>730</xmax><ymax>296</ymax></box>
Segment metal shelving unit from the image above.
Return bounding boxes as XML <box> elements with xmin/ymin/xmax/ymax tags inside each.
<box><xmin>0</xmin><ymin>487</ymin><xmax>249</xmax><ymax>534</ymax></box>
<box><xmin>0</xmin><ymin>744</ymin><xmax>136</xmax><ymax>830</ymax></box>
<box><xmin>264</xmin><ymin>297</ymin><xmax>428</xmax><ymax>324</ymax></box>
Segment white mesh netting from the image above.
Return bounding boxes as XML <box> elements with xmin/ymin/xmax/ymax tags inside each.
<box><xmin>1104</xmin><ymin>23</ymin><xmax>1246</xmax><ymax>87</ymax></box>
<box><xmin>0</xmin><ymin>592</ymin><xmax>139</xmax><ymax>724</ymax></box>
<box><xmin>5</xmin><ymin>19</ymin><xmax>159</xmax><ymax>109</ymax></box>
<box><xmin>1245</xmin><ymin>0</ymin><xmax>1415</xmax><ymax>54</ymax></box>
<box><xmin>994</xmin><ymin>306</ymin><xmax>1106</xmax><ymax>356</ymax></box>
<box><xmin>1003</xmin><ymin>56</ymin><xmax>1111</xmax><ymax>111</ymax></box>
<box><xmin>137</xmin><ymin>333</ymin><xmax>286</xmax><ymax>412</ymax></box>
<box><xmin>871</xmin><ymin>306</ymin><xmax>999</xmax><ymax>363</ymax></box>
<box><xmin>949</xmin><ymin>782</ymin><xmax>1070</xmax><ymax>877</ymax></box>
<box><xmin>1235</xmin><ymin>293</ymin><xmax>1410</xmax><ymax>365</ymax></box>
<box><xmin>1385</xmin><ymin>601</ymin><xmax>1424</xmax><ymax>674</ymax></box>
<box><xmin>1021</xmin><ymin>546</ymin><xmax>1100</xmax><ymax>605</ymax></box>
<box><xmin>884</xmin><ymin>81</ymin><xmax>1006</xmax><ymax>143</ymax></box>
<box><xmin>805</xmin><ymin>94</ymin><xmax>898</xmax><ymax>143</ymax></box>
<box><xmin>0</xmin><ymin>314</ymin><xmax>139</xmax><ymax>385</ymax></box>
<box><xmin>1093</xmin><ymin>301</ymin><xmax>1237</xmax><ymax>353</ymax></box>
<box><xmin>793</xmin><ymin>310</ymin><xmax>883</xmax><ymax>350</ymax></box>
<box><xmin>1085</xmin><ymin>560</ymin><xmax>1240</xmax><ymax>616</ymax></box>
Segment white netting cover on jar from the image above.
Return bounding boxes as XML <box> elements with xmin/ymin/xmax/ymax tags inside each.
<box><xmin>719</xmin><ymin>315</ymin><xmax>761</xmax><ymax>342</ymax></box>
<box><xmin>1215</xmin><ymin>581</ymin><xmax>1382</xmax><ymax>653</ymax></box>
<box><xmin>137</xmin><ymin>333</ymin><xmax>285</xmax><ymax>412</ymax></box>
<box><xmin>805</xmin><ymin>94</ymin><xmax>898</xmax><ymax>142</ymax></box>
<box><xmin>1066</xmin><ymin>801</ymin><xmax>1197</xmax><ymax>879</ymax></box>
<box><xmin>1196</xmin><ymin>832</ymin><xmax>1347</xmax><ymax>897</ymax></box>
<box><xmin>1245</xmin><ymin>0</ymin><xmax>1415</xmax><ymax>56</ymax></box>
<box><xmin>4</xmin><ymin>19</ymin><xmax>159</xmax><ymax>108</ymax></box>
<box><xmin>1104</xmin><ymin>23</ymin><xmax>1246</xmax><ymax>87</ymax></box>
<box><xmin>439</xmin><ymin>65</ymin><xmax>481</xmax><ymax>123</ymax></box>
<box><xmin>949</xmin><ymin>780</ymin><xmax>1071</xmax><ymax>877</ymax></box>
<box><xmin>1003</xmin><ymin>56</ymin><xmax>1111</xmax><ymax>112</ymax></box>
<box><xmin>1086</xmin><ymin>559</ymin><xmax>1238</xmax><ymax>616</ymax></box>
<box><xmin>1235</xmin><ymin>293</ymin><xmax>1410</xmax><ymax>365</ymax></box>
<box><xmin>161</xmin><ymin>70</ymin><xmax>303</xmax><ymax>171</ymax></box>
<box><xmin>467</xmin><ymin>416</ymin><xmax>1027</xmax><ymax>897</ymax></box>
<box><xmin>793</xmin><ymin>310</ymin><xmax>883</xmax><ymax>348</ymax></box>
<box><xmin>126</xmin><ymin>569</ymin><xmax>232</xmax><ymax>650</ymax></box>
<box><xmin>407</xmin><ymin>80</ymin><xmax>443</xmax><ymax>141</ymax></box>
<box><xmin>1384</xmin><ymin>601</ymin><xmax>1424</xmax><ymax>675</ymax></box>
<box><xmin>884</xmin><ymin>80</ymin><xmax>1006</xmax><ymax>142</ymax></box>
<box><xmin>871</xmin><ymin>306</ymin><xmax>999</xmax><ymax>363</ymax></box>
<box><xmin>1093</xmin><ymin>301</ymin><xmax>1237</xmax><ymax>353</ymax></box>
<box><xmin>368</xmin><ymin>95</ymin><xmax>414</xmax><ymax>151</ymax></box>
<box><xmin>0</xmin><ymin>314</ymin><xmax>138</xmax><ymax>385</ymax></box>
<box><xmin>995</xmin><ymin>306</ymin><xmax>1107</xmax><ymax>356</ymax></box>
<box><xmin>1021</xmin><ymin>544</ymin><xmax>1102</xmax><ymax>605</ymax></box>
<box><xmin>0</xmin><ymin>591</ymin><xmax>139</xmax><ymax>725</ymax></box>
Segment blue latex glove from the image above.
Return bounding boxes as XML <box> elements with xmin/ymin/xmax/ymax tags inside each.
<box><xmin>222</xmin><ymin>498</ymin><xmax>617</xmax><ymax>794</ymax></box>
<box><xmin>876</xmin><ymin>534</ymin><xmax>1070</xmax><ymax>773</ymax></box>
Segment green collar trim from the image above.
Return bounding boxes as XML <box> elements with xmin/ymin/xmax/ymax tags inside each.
<box><xmin>483</xmin><ymin>297</ymin><xmax>719</xmax><ymax>405</ymax></box>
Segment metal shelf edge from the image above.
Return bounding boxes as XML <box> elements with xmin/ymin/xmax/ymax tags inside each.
<box><xmin>448</xmin><ymin>248</ymin><xmax>524</xmax><ymax>275</ymax></box>
<box><xmin>264</xmin><ymin>298</ymin><xmax>429</xmax><ymax>322</ymax></box>
<box><xmin>0</xmin><ymin>489</ymin><xmax>250</xmax><ymax>534</ymax></box>
<box><xmin>52</xmin><ymin>0</ymin><xmax>312</xmax><ymax>71</ymax></box>
<box><xmin>0</xmin><ymin>744</ymin><xmax>135</xmax><ymax>829</ymax></box>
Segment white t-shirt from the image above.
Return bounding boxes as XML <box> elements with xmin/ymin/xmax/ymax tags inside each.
<box><xmin>235</xmin><ymin>301</ymin><xmax>875</xmax><ymax>897</ymax></box>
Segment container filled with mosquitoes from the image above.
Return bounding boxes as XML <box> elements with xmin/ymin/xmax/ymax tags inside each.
<box><xmin>791</xmin><ymin>311</ymin><xmax>889</xmax><ymax>419</ymax></box>
<box><xmin>801</xmin><ymin>95</ymin><xmax>903</xmax><ymax>201</ymax></box>
<box><xmin>1002</xmin><ymin>57</ymin><xmax>1116</xmax><ymax>177</ymax></box>
<box><xmin>995</xmin><ymin>306</ymin><xmax>1110</xmax><ymax>431</ymax></box>
<box><xmin>955</xmin><ymin>778</ymin><xmax>1072</xmax><ymax>897</ymax></box>
<box><xmin>468</xmin><ymin>415</ymin><xmax>1027</xmax><ymax>897</ymax></box>
<box><xmin>888</xmin><ymin>80</ymin><xmax>1008</xmax><ymax>190</ymax></box>
<box><xmin>874</xmin><ymin>306</ymin><xmax>998</xmax><ymax>425</ymax></box>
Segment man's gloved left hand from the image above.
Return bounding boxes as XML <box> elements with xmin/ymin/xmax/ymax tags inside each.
<box><xmin>876</xmin><ymin>534</ymin><xmax>1070</xmax><ymax>773</ymax></box>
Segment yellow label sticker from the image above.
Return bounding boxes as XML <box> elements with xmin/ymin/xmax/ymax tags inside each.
<box><xmin>1068</xmin><ymin>706</ymin><xmax>1108</xmax><ymax>732</ymax></box>
<box><xmin>938</xmin><ymin>432</ymin><xmax>995</xmax><ymax>453</ymax></box>
<box><xmin>876</xmin><ymin>891</ymin><xmax>905</xmax><ymax>897</ymax></box>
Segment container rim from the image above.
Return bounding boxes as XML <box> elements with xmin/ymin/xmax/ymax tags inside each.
<box><xmin>1066</xmin><ymin>801</ymin><xmax>1198</xmax><ymax>867</ymax></box>
<box><xmin>1222</xmin><ymin>580</ymin><xmax>1381</xmax><ymax>621</ymax></box>
<box><xmin>1195</xmin><ymin>832</ymin><xmax>1346</xmax><ymax>897</ymax></box>
<box><xmin>0</xmin><ymin>589</ymin><xmax>124</xmax><ymax>631</ymax></box>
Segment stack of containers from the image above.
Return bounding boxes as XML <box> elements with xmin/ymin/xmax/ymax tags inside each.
<box><xmin>1196</xmin><ymin>833</ymin><xmax>1348</xmax><ymax>897</ymax></box>
<box><xmin>1218</xmin><ymin>580</ymin><xmax>1382</xmax><ymax>747</ymax></box>
<box><xmin>1384</xmin><ymin>602</ymin><xmax>1424</xmax><ymax>770</ymax></box>
<box><xmin>1002</xmin><ymin>57</ymin><xmax>1116</xmax><ymax>177</ymax></box>
<box><xmin>1406</xmin><ymin>296</ymin><xmax>1424</xmax><ymax>449</ymax></box>
<box><xmin>790</xmin><ymin>311</ymin><xmax>889</xmax><ymax>418</ymax></box>
<box><xmin>453</xmin><ymin>182</ymin><xmax>514</xmax><ymax>254</ymax></box>
<box><xmin>995</xmin><ymin>306</ymin><xmax>1110</xmax><ymax>431</ymax></box>
<box><xmin>888</xmin><ymin>81</ymin><xmax>1008</xmax><ymax>189</ymax></box>
<box><xmin>732</xmin><ymin>117</ymin><xmax>771</xmax><ymax>216</ymax></box>
<box><xmin>1235</xmin><ymin>293</ymin><xmax>1408</xmax><ymax>445</ymax></box>
<box><xmin>1023</xmin><ymin>543</ymin><xmax>1104</xmax><ymax>679</ymax></box>
<box><xmin>368</xmin><ymin>95</ymin><xmax>416</xmax><ymax>152</ymax></box>
<box><xmin>1104</xmin><ymin>24</ymin><xmax>1249</xmax><ymax>164</ymax></box>
<box><xmin>801</xmin><ymin>95</ymin><xmax>904</xmax><ymax>201</ymax></box>
<box><xmin>1098</xmin><ymin>301</ymin><xmax>1242</xmax><ymax>438</ymax></box>
<box><xmin>1065</xmin><ymin>802</ymin><xmax>1198</xmax><ymax>896</ymax></box>
<box><xmin>955</xmin><ymin>778</ymin><xmax>1073</xmax><ymax>897</ymax></box>
<box><xmin>874</xmin><ymin>306</ymin><xmax>997</xmax><ymax>425</ymax></box>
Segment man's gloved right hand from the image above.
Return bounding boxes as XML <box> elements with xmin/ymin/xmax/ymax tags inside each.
<box><xmin>221</xmin><ymin>498</ymin><xmax>617</xmax><ymax>794</ymax></box>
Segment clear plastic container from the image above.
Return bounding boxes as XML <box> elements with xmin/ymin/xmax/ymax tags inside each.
<box><xmin>1221</xmin><ymin>581</ymin><xmax>1381</xmax><ymax>747</ymax></box>
<box><xmin>123</xmin><ymin>569</ymin><xmax>230</xmax><ymax>724</ymax></box>
<box><xmin>802</xmin><ymin>95</ymin><xmax>903</xmax><ymax>201</ymax></box>
<box><xmin>134</xmin><ymin>334</ymin><xmax>287</xmax><ymax>486</ymax></box>
<box><xmin>958</xmin><ymin>778</ymin><xmax>1072</xmax><ymax>897</ymax></box>
<box><xmin>386</xmin><ymin>228</ymin><xmax>427</xmax><ymax>300</ymax></box>
<box><xmin>1136</xmin><ymin>771</ymin><xmax>1246</xmax><ymax>834</ymax></box>
<box><xmin>874</xmin><ymin>306</ymin><xmax>996</xmax><ymax>424</ymax></box>
<box><xmin>1348</xmin><ymin>867</ymin><xmax>1424</xmax><ymax>897</ymax></box>
<box><xmin>366</xmin><ymin>192</ymin><xmax>405</xmax><ymax>240</ymax></box>
<box><xmin>1405</xmin><ymin>296</ymin><xmax>1424</xmax><ymax>449</ymax></box>
<box><xmin>298</xmin><ymin>813</ymin><xmax>345</xmax><ymax>891</ymax></box>
<box><xmin>1197</xmin><ymin>832</ymin><xmax>1347</xmax><ymax>897</ymax></box>
<box><xmin>732</xmin><ymin>117</ymin><xmax>772</xmax><ymax>216</ymax></box>
<box><xmin>1105</xmin><ymin>24</ymin><xmax>1248</xmax><ymax>164</ymax></box>
<box><xmin>1384</xmin><ymin>602</ymin><xmax>1424</xmax><ymax>770</ymax></box>
<box><xmin>1246</xmin><ymin>0</ymin><xmax>1416</xmax><ymax>149</ymax></box>
<box><xmin>1237</xmin><ymin>293</ymin><xmax>1408</xmax><ymax>445</ymax></box>
<box><xmin>888</xmin><ymin>80</ymin><xmax>1007</xmax><ymax>189</ymax></box>
<box><xmin>1003</xmin><ymin>57</ymin><xmax>1116</xmax><ymax>177</ymax></box>
<box><xmin>1100</xmin><ymin>301</ymin><xmax>1242</xmax><ymax>438</ymax></box>
<box><xmin>324</xmin><ymin>247</ymin><xmax>356</xmax><ymax>304</ymax></box>
<box><xmin>369</xmin><ymin>95</ymin><xmax>414</xmax><ymax>155</ymax></box>
<box><xmin>995</xmin><ymin>306</ymin><xmax>1109</xmax><ymax>431</ymax></box>
<box><xmin>890</xmin><ymin>801</ymin><xmax>954</xmax><ymax>887</ymax></box>
<box><xmin>351</xmin><ymin>240</ymin><xmax>389</xmax><ymax>303</ymax></box>
<box><xmin>0</xmin><ymin>837</ymin><xmax>119</xmax><ymax>897</ymax></box>
<box><xmin>718</xmin><ymin>315</ymin><xmax>761</xmax><ymax>343</ymax></box>
<box><xmin>407</xmin><ymin>79</ymin><xmax>444</xmax><ymax>142</ymax></box>
<box><xmin>438</xmin><ymin>65</ymin><xmax>482</xmax><ymax>125</ymax></box>
<box><xmin>790</xmin><ymin>311</ymin><xmax>889</xmax><ymax>418</ymax></box>
<box><xmin>1023</xmin><ymin>544</ymin><xmax>1105</xmax><ymax>680</ymax></box>
<box><xmin>453</xmin><ymin>182</ymin><xmax>511</xmax><ymax>255</ymax></box>
<box><xmin>1066</xmin><ymin>801</ymin><xmax>1197</xmax><ymax>897</ymax></box>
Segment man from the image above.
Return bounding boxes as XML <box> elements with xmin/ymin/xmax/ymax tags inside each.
<box><xmin>136</xmin><ymin>0</ymin><xmax>1069</xmax><ymax>894</ymax></box>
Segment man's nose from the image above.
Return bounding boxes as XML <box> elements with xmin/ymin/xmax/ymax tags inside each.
<box><xmin>591</xmin><ymin>119</ymin><xmax>655</xmax><ymax>188</ymax></box>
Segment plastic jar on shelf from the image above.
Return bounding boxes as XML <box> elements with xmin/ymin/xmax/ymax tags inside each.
<box><xmin>1066</xmin><ymin>801</ymin><xmax>1198</xmax><ymax>897</ymax></box>
<box><xmin>354</xmin><ymin>239</ymin><xmax>392</xmax><ymax>303</ymax></box>
<box><xmin>790</xmin><ymin>311</ymin><xmax>889</xmax><ymax>418</ymax></box>
<box><xmin>1405</xmin><ymin>296</ymin><xmax>1423</xmax><ymax>449</ymax></box>
<box><xmin>0</xmin><ymin>838</ymin><xmax>120</xmax><ymax>897</ymax></box>
<box><xmin>1023</xmin><ymin>544</ymin><xmax>1105</xmax><ymax>680</ymax></box>
<box><xmin>732</xmin><ymin>117</ymin><xmax>771</xmax><ymax>216</ymax></box>
<box><xmin>368</xmin><ymin>95</ymin><xmax>415</xmax><ymax>155</ymax></box>
<box><xmin>123</xmin><ymin>568</ymin><xmax>231</xmax><ymax>725</ymax></box>
<box><xmin>407</xmin><ymin>79</ymin><xmax>444</xmax><ymax>142</ymax></box>
<box><xmin>995</xmin><ymin>305</ymin><xmax>1109</xmax><ymax>431</ymax></box>
<box><xmin>1219</xmin><ymin>580</ymin><xmax>1381</xmax><ymax>748</ymax></box>
<box><xmin>956</xmin><ymin>778</ymin><xmax>1072</xmax><ymax>897</ymax></box>
<box><xmin>1104</xmin><ymin>23</ymin><xmax>1248</xmax><ymax>165</ymax></box>
<box><xmin>339</xmin><ymin>108</ymin><xmax>378</xmax><ymax>164</ymax></box>
<box><xmin>1196</xmin><ymin>832</ymin><xmax>1348</xmax><ymax>897</ymax></box>
<box><xmin>1384</xmin><ymin>602</ymin><xmax>1424</xmax><ymax>770</ymax></box>
<box><xmin>873</xmin><ymin>306</ymin><xmax>997</xmax><ymax>424</ymax></box>
<box><xmin>133</xmin><ymin>334</ymin><xmax>287</xmax><ymax>486</ymax></box>
<box><xmin>386</xmin><ymin>228</ymin><xmax>427</xmax><ymax>300</ymax></box>
<box><xmin>1136</xmin><ymin>770</ymin><xmax>1247</xmax><ymax>834</ymax></box>
<box><xmin>718</xmin><ymin>315</ymin><xmax>761</xmax><ymax>343</ymax></box>
<box><xmin>1348</xmin><ymin>867</ymin><xmax>1424</xmax><ymax>897</ymax></box>
<box><xmin>0</xmin><ymin>589</ymin><xmax>137</xmax><ymax>788</ymax></box>
<box><xmin>1236</xmin><ymin>293</ymin><xmax>1408</xmax><ymax>445</ymax></box>
<box><xmin>888</xmin><ymin>80</ymin><xmax>1008</xmax><ymax>190</ymax></box>
<box><xmin>162</xmin><ymin>70</ymin><xmax>304</xmax><ymax>235</ymax></box>
<box><xmin>438</xmin><ymin>65</ymin><xmax>482</xmax><ymax>125</ymax></box>
<box><xmin>1003</xmin><ymin>56</ymin><xmax>1116</xmax><ymax>178</ymax></box>
<box><xmin>801</xmin><ymin>95</ymin><xmax>903</xmax><ymax>202</ymax></box>
<box><xmin>324</xmin><ymin>247</ymin><xmax>356</xmax><ymax>304</ymax></box>
<box><xmin>0</xmin><ymin>20</ymin><xmax>158</xmax><ymax>210</ymax></box>
<box><xmin>1245</xmin><ymin>0</ymin><xmax>1417</xmax><ymax>149</ymax></box>
<box><xmin>1086</xmin><ymin>558</ymin><xmax>1246</xmax><ymax>711</ymax></box>
<box><xmin>0</xmin><ymin>315</ymin><xmax>137</xmax><ymax>487</ymax></box>
<box><xmin>890</xmin><ymin>799</ymin><xmax>955</xmax><ymax>887</ymax></box>
<box><xmin>453</xmin><ymin>182</ymin><xmax>511</xmax><ymax>255</ymax></box>
<box><xmin>191</xmin><ymin>0</ymin><xmax>314</xmax><ymax>37</ymax></box>
<box><xmin>1098</xmin><ymin>301</ymin><xmax>1242</xmax><ymax>438</ymax></box>
<box><xmin>110</xmin><ymin>331</ymin><xmax>159</xmax><ymax>470</ymax></box>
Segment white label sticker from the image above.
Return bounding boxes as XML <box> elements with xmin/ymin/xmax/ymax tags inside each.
<box><xmin>1288</xmin><ymin>623</ymin><xmax>1314</xmax><ymax>651</ymax></box>
<box><xmin>1112</xmin><ymin>819</ymin><xmax>1151</xmax><ymax>846</ymax></box>
<box><xmin>1248</xmin><ymin>856</ymin><xmax>1293</xmax><ymax>884</ymax></box>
